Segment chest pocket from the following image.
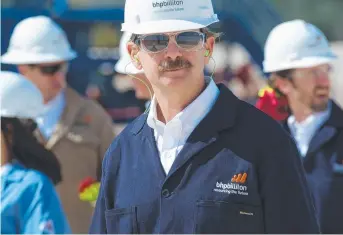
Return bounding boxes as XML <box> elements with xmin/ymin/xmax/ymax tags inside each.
<box><xmin>66</xmin><ymin>127</ymin><xmax>100</xmax><ymax>148</ymax></box>
<box><xmin>194</xmin><ymin>200</ymin><xmax>264</xmax><ymax>234</ymax></box>
<box><xmin>105</xmin><ymin>206</ymin><xmax>138</xmax><ymax>234</ymax></box>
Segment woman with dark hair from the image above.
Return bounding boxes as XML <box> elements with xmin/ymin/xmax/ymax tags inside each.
<box><xmin>1</xmin><ymin>71</ymin><xmax>70</xmax><ymax>234</ymax></box>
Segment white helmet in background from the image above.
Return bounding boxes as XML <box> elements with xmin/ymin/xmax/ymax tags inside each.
<box><xmin>121</xmin><ymin>0</ymin><xmax>219</xmax><ymax>34</ymax></box>
<box><xmin>114</xmin><ymin>31</ymin><xmax>143</xmax><ymax>75</ymax></box>
<box><xmin>0</xmin><ymin>71</ymin><xmax>44</xmax><ymax>118</ymax></box>
<box><xmin>1</xmin><ymin>16</ymin><xmax>77</xmax><ymax>65</ymax></box>
<box><xmin>263</xmin><ymin>19</ymin><xmax>337</xmax><ymax>73</ymax></box>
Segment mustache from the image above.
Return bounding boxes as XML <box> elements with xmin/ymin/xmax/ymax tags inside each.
<box><xmin>158</xmin><ymin>57</ymin><xmax>192</xmax><ymax>72</ymax></box>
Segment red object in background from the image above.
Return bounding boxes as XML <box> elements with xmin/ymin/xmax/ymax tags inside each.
<box><xmin>256</xmin><ymin>87</ymin><xmax>289</xmax><ymax>121</ymax></box>
<box><xmin>78</xmin><ymin>177</ymin><xmax>96</xmax><ymax>193</ymax></box>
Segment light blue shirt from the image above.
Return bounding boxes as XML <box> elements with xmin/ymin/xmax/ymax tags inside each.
<box><xmin>35</xmin><ymin>91</ymin><xmax>66</xmax><ymax>140</ymax></box>
<box><xmin>0</xmin><ymin>163</ymin><xmax>70</xmax><ymax>234</ymax></box>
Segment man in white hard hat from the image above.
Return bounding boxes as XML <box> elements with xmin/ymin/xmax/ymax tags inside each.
<box><xmin>1</xmin><ymin>16</ymin><xmax>115</xmax><ymax>233</ymax></box>
<box><xmin>90</xmin><ymin>1</ymin><xmax>319</xmax><ymax>233</ymax></box>
<box><xmin>263</xmin><ymin>19</ymin><xmax>343</xmax><ymax>233</ymax></box>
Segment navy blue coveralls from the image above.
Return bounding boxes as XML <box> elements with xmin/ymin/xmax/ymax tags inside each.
<box><xmin>90</xmin><ymin>84</ymin><xmax>319</xmax><ymax>234</ymax></box>
<box><xmin>282</xmin><ymin>101</ymin><xmax>343</xmax><ymax>234</ymax></box>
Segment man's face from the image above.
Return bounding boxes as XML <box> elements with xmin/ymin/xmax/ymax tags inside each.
<box><xmin>282</xmin><ymin>64</ymin><xmax>331</xmax><ymax>112</ymax></box>
<box><xmin>18</xmin><ymin>61</ymin><xmax>69</xmax><ymax>103</ymax></box>
<box><xmin>128</xmin><ymin>30</ymin><xmax>215</xmax><ymax>91</ymax></box>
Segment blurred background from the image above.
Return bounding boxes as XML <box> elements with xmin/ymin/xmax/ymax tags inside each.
<box><xmin>2</xmin><ymin>0</ymin><xmax>343</xmax><ymax>128</ymax></box>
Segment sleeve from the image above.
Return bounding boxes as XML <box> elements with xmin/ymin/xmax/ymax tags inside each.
<box><xmin>97</xmin><ymin>113</ymin><xmax>116</xmax><ymax>180</ymax></box>
<box><xmin>90</xmin><ymin>138</ymin><xmax>121</xmax><ymax>234</ymax></box>
<box><xmin>258</xmin><ymin>132</ymin><xmax>320</xmax><ymax>233</ymax></box>
<box><xmin>22</xmin><ymin>176</ymin><xmax>71</xmax><ymax>234</ymax></box>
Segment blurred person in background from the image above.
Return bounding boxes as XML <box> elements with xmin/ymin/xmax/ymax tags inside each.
<box><xmin>1</xmin><ymin>71</ymin><xmax>70</xmax><ymax>234</ymax></box>
<box><xmin>1</xmin><ymin>16</ymin><xmax>115</xmax><ymax>233</ymax></box>
<box><xmin>115</xmin><ymin>31</ymin><xmax>153</xmax><ymax>108</ymax></box>
<box><xmin>263</xmin><ymin>19</ymin><xmax>343</xmax><ymax>233</ymax></box>
<box><xmin>206</xmin><ymin>42</ymin><xmax>266</xmax><ymax>104</ymax></box>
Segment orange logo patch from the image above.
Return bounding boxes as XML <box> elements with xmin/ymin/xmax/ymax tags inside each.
<box><xmin>231</xmin><ymin>173</ymin><xmax>247</xmax><ymax>184</ymax></box>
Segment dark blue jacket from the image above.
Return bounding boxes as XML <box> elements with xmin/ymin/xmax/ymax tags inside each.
<box><xmin>90</xmin><ymin>84</ymin><xmax>319</xmax><ymax>234</ymax></box>
<box><xmin>282</xmin><ymin>101</ymin><xmax>343</xmax><ymax>234</ymax></box>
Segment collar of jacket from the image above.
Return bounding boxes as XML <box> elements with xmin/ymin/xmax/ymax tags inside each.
<box><xmin>282</xmin><ymin>101</ymin><xmax>343</xmax><ymax>131</ymax></box>
<box><xmin>130</xmin><ymin>83</ymin><xmax>238</xmax><ymax>139</ymax></box>
<box><xmin>325</xmin><ymin>101</ymin><xmax>343</xmax><ymax>128</ymax></box>
<box><xmin>282</xmin><ymin>101</ymin><xmax>343</xmax><ymax>156</ymax></box>
<box><xmin>1</xmin><ymin>162</ymin><xmax>26</xmax><ymax>184</ymax></box>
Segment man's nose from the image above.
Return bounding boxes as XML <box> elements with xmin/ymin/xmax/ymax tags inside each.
<box><xmin>164</xmin><ymin>39</ymin><xmax>182</xmax><ymax>60</ymax></box>
<box><xmin>316</xmin><ymin>71</ymin><xmax>330</xmax><ymax>87</ymax></box>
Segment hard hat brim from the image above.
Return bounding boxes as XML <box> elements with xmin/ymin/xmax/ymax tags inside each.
<box><xmin>263</xmin><ymin>54</ymin><xmax>337</xmax><ymax>73</ymax></box>
<box><xmin>121</xmin><ymin>17</ymin><xmax>219</xmax><ymax>34</ymax></box>
<box><xmin>0</xmin><ymin>110</ymin><xmax>43</xmax><ymax>119</ymax></box>
<box><xmin>1</xmin><ymin>50</ymin><xmax>77</xmax><ymax>65</ymax></box>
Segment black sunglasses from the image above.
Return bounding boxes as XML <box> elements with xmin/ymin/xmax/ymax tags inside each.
<box><xmin>133</xmin><ymin>31</ymin><xmax>207</xmax><ymax>53</ymax></box>
<box><xmin>29</xmin><ymin>63</ymin><xmax>68</xmax><ymax>76</ymax></box>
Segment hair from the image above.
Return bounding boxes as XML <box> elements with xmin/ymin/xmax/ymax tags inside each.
<box><xmin>1</xmin><ymin>117</ymin><xmax>62</xmax><ymax>185</ymax></box>
<box><xmin>200</xmin><ymin>27</ymin><xmax>223</xmax><ymax>41</ymax></box>
<box><xmin>268</xmin><ymin>69</ymin><xmax>294</xmax><ymax>97</ymax></box>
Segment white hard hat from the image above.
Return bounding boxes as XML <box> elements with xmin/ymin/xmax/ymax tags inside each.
<box><xmin>263</xmin><ymin>19</ymin><xmax>337</xmax><ymax>73</ymax></box>
<box><xmin>1</xmin><ymin>16</ymin><xmax>77</xmax><ymax>65</ymax></box>
<box><xmin>121</xmin><ymin>0</ymin><xmax>219</xmax><ymax>34</ymax></box>
<box><xmin>0</xmin><ymin>71</ymin><xmax>44</xmax><ymax>118</ymax></box>
<box><xmin>114</xmin><ymin>32</ymin><xmax>144</xmax><ymax>75</ymax></box>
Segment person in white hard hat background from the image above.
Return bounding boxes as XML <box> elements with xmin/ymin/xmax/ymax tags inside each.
<box><xmin>114</xmin><ymin>31</ymin><xmax>153</xmax><ymax>104</ymax></box>
<box><xmin>263</xmin><ymin>19</ymin><xmax>343</xmax><ymax>233</ymax></box>
<box><xmin>1</xmin><ymin>16</ymin><xmax>116</xmax><ymax>233</ymax></box>
<box><xmin>0</xmin><ymin>71</ymin><xmax>70</xmax><ymax>234</ymax></box>
<box><xmin>90</xmin><ymin>0</ymin><xmax>319</xmax><ymax>233</ymax></box>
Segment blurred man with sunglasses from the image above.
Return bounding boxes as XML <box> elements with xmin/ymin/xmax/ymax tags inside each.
<box><xmin>1</xmin><ymin>16</ymin><xmax>115</xmax><ymax>233</ymax></box>
<box><xmin>90</xmin><ymin>0</ymin><xmax>319</xmax><ymax>233</ymax></box>
<box><xmin>263</xmin><ymin>20</ymin><xmax>343</xmax><ymax>233</ymax></box>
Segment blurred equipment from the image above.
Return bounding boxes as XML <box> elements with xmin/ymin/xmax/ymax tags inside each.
<box><xmin>207</xmin><ymin>42</ymin><xmax>267</xmax><ymax>103</ymax></box>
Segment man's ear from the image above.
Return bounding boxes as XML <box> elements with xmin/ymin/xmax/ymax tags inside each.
<box><xmin>274</xmin><ymin>75</ymin><xmax>292</xmax><ymax>95</ymax></box>
<box><xmin>127</xmin><ymin>42</ymin><xmax>142</xmax><ymax>70</ymax></box>
<box><xmin>204</xmin><ymin>36</ymin><xmax>215</xmax><ymax>64</ymax></box>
